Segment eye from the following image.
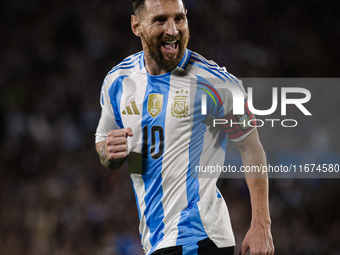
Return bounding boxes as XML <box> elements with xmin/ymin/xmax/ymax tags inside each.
<box><xmin>155</xmin><ymin>17</ymin><xmax>167</xmax><ymax>24</ymax></box>
<box><xmin>175</xmin><ymin>15</ymin><xmax>185</xmax><ymax>22</ymax></box>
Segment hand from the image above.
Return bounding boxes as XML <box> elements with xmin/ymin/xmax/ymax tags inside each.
<box><xmin>105</xmin><ymin>128</ymin><xmax>133</xmax><ymax>161</ymax></box>
<box><xmin>240</xmin><ymin>222</ymin><xmax>274</xmax><ymax>255</ymax></box>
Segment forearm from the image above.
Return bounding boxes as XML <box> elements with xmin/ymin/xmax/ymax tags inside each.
<box><xmin>236</xmin><ymin>130</ymin><xmax>274</xmax><ymax>254</ymax></box>
<box><xmin>245</xmin><ymin>177</ymin><xmax>271</xmax><ymax>226</ymax></box>
<box><xmin>243</xmin><ymin>148</ymin><xmax>270</xmax><ymax>219</ymax></box>
<box><xmin>237</xmin><ymin>130</ymin><xmax>271</xmax><ymax>224</ymax></box>
<box><xmin>96</xmin><ymin>141</ymin><xmax>126</xmax><ymax>170</ymax></box>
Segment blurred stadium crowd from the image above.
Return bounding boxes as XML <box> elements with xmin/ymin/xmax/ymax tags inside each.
<box><xmin>0</xmin><ymin>0</ymin><xmax>339</xmax><ymax>254</ymax></box>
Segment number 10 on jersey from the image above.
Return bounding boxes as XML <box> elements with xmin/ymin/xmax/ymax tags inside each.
<box><xmin>142</xmin><ymin>125</ymin><xmax>164</xmax><ymax>160</ymax></box>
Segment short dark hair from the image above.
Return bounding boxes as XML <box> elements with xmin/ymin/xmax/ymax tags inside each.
<box><xmin>132</xmin><ymin>0</ymin><xmax>185</xmax><ymax>15</ymax></box>
<box><xmin>132</xmin><ymin>0</ymin><xmax>145</xmax><ymax>15</ymax></box>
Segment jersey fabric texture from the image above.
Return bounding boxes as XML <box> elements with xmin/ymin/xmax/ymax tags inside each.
<box><xmin>95</xmin><ymin>49</ymin><xmax>255</xmax><ymax>255</ymax></box>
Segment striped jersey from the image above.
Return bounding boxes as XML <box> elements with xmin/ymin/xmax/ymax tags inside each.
<box><xmin>95</xmin><ymin>49</ymin><xmax>254</xmax><ymax>254</ymax></box>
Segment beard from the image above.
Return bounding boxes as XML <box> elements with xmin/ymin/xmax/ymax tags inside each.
<box><xmin>142</xmin><ymin>31</ymin><xmax>190</xmax><ymax>71</ymax></box>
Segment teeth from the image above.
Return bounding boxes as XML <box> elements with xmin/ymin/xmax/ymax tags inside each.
<box><xmin>164</xmin><ymin>41</ymin><xmax>177</xmax><ymax>44</ymax></box>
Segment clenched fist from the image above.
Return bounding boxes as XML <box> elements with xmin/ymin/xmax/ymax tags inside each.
<box><xmin>96</xmin><ymin>127</ymin><xmax>134</xmax><ymax>170</ymax></box>
<box><xmin>105</xmin><ymin>127</ymin><xmax>134</xmax><ymax>160</ymax></box>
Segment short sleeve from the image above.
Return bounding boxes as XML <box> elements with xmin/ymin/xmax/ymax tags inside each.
<box><xmin>222</xmin><ymin>98</ymin><xmax>257</xmax><ymax>142</ymax></box>
<box><xmin>95</xmin><ymin>77</ymin><xmax>118</xmax><ymax>143</ymax></box>
<box><xmin>217</xmin><ymin>77</ymin><xmax>248</xmax><ymax>116</ymax></box>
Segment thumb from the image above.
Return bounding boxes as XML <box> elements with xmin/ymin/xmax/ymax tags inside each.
<box><xmin>240</xmin><ymin>242</ymin><xmax>249</xmax><ymax>255</ymax></box>
<box><xmin>124</xmin><ymin>127</ymin><xmax>134</xmax><ymax>137</ymax></box>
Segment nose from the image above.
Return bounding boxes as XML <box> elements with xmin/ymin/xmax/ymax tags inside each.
<box><xmin>164</xmin><ymin>19</ymin><xmax>179</xmax><ymax>37</ymax></box>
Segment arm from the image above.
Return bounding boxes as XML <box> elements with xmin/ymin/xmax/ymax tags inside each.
<box><xmin>95</xmin><ymin>128</ymin><xmax>133</xmax><ymax>170</ymax></box>
<box><xmin>234</xmin><ymin>129</ymin><xmax>274</xmax><ymax>255</ymax></box>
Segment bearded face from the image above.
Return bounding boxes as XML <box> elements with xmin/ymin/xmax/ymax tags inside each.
<box><xmin>142</xmin><ymin>30</ymin><xmax>190</xmax><ymax>71</ymax></box>
<box><xmin>135</xmin><ymin>0</ymin><xmax>190</xmax><ymax>73</ymax></box>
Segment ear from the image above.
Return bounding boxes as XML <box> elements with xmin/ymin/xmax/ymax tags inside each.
<box><xmin>131</xmin><ymin>15</ymin><xmax>142</xmax><ymax>37</ymax></box>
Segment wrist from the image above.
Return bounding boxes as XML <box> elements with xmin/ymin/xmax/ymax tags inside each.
<box><xmin>101</xmin><ymin>156</ymin><xmax>126</xmax><ymax>170</ymax></box>
<box><xmin>251</xmin><ymin>215</ymin><xmax>271</xmax><ymax>228</ymax></box>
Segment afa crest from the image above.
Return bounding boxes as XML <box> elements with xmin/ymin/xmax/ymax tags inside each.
<box><xmin>171</xmin><ymin>89</ymin><xmax>189</xmax><ymax>118</ymax></box>
<box><xmin>148</xmin><ymin>93</ymin><xmax>163</xmax><ymax>118</ymax></box>
<box><xmin>236</xmin><ymin>114</ymin><xmax>251</xmax><ymax>130</ymax></box>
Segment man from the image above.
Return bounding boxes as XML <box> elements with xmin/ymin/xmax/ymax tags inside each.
<box><xmin>95</xmin><ymin>0</ymin><xmax>274</xmax><ymax>254</ymax></box>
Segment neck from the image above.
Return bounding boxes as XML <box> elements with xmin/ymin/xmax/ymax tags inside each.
<box><xmin>143</xmin><ymin>50</ymin><xmax>176</xmax><ymax>76</ymax></box>
<box><xmin>141</xmin><ymin>40</ymin><xmax>177</xmax><ymax>76</ymax></box>
<box><xmin>144</xmin><ymin>54</ymin><xmax>168</xmax><ymax>75</ymax></box>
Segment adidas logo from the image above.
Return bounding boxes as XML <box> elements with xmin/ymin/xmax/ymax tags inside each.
<box><xmin>122</xmin><ymin>100</ymin><xmax>140</xmax><ymax>115</ymax></box>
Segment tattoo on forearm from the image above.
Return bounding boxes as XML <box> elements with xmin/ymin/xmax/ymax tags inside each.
<box><xmin>97</xmin><ymin>142</ymin><xmax>126</xmax><ymax>170</ymax></box>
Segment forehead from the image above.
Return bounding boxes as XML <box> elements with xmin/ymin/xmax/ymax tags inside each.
<box><xmin>143</xmin><ymin>0</ymin><xmax>185</xmax><ymax>18</ymax></box>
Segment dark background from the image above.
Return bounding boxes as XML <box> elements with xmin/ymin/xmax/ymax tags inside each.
<box><xmin>0</xmin><ymin>0</ymin><xmax>339</xmax><ymax>254</ymax></box>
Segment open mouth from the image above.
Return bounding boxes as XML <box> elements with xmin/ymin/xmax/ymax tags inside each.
<box><xmin>161</xmin><ymin>40</ymin><xmax>179</xmax><ymax>53</ymax></box>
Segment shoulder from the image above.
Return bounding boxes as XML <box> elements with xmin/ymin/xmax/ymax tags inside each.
<box><xmin>185</xmin><ymin>51</ymin><xmax>242</xmax><ymax>89</ymax></box>
<box><xmin>186</xmin><ymin>51</ymin><xmax>232</xmax><ymax>80</ymax></box>
<box><xmin>103</xmin><ymin>51</ymin><xmax>145</xmax><ymax>88</ymax></box>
